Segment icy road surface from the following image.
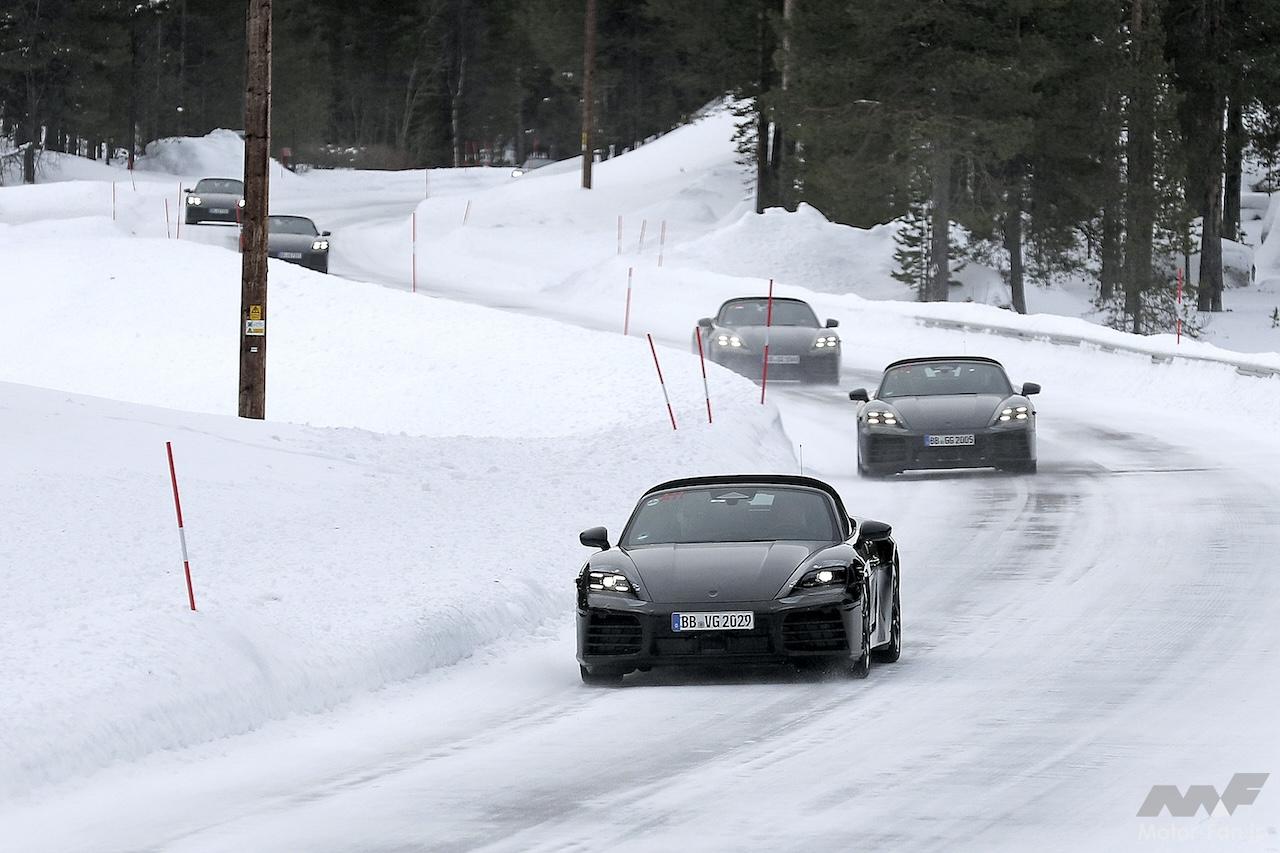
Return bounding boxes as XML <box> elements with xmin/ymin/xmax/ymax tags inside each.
<box><xmin>10</xmin><ymin>390</ymin><xmax>1280</xmax><ymax>853</ymax></box>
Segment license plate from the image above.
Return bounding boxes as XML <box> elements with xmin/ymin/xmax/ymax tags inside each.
<box><xmin>766</xmin><ymin>355</ymin><xmax>800</xmax><ymax>364</ymax></box>
<box><xmin>210</xmin><ymin>208</ymin><xmax>229</xmax><ymax>215</ymax></box>
<box><xmin>671</xmin><ymin>611</ymin><xmax>754</xmax><ymax>632</ymax></box>
<box><xmin>279</xmin><ymin>251</ymin><xmax>303</xmax><ymax>259</ymax></box>
<box><xmin>926</xmin><ymin>434</ymin><xmax>975</xmax><ymax>447</ymax></box>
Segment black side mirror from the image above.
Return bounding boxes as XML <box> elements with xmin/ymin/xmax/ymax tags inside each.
<box><xmin>321</xmin><ymin>230</ymin><xmax>331</xmax><ymax>236</ymax></box>
<box><xmin>579</xmin><ymin>526</ymin><xmax>610</xmax><ymax>550</ymax></box>
<box><xmin>183</xmin><ymin>188</ymin><xmax>192</xmax><ymax>193</ymax></box>
<box><xmin>697</xmin><ymin>317</ymin><xmax>714</xmax><ymax>328</ymax></box>
<box><xmin>825</xmin><ymin>318</ymin><xmax>839</xmax><ymax>328</ymax></box>
<box><xmin>1021</xmin><ymin>382</ymin><xmax>1041</xmax><ymax>396</ymax></box>
<box><xmin>848</xmin><ymin>388</ymin><xmax>870</xmax><ymax>402</ymax></box>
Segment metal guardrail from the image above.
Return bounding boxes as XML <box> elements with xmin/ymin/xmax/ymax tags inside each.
<box><xmin>915</xmin><ymin>317</ymin><xmax>1280</xmax><ymax>380</ymax></box>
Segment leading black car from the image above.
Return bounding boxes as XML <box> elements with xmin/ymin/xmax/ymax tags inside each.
<box><xmin>850</xmin><ymin>356</ymin><xmax>1040</xmax><ymax>475</ymax></box>
<box><xmin>575</xmin><ymin>475</ymin><xmax>901</xmax><ymax>685</ymax></box>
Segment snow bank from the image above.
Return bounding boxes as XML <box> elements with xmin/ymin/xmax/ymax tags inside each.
<box><xmin>0</xmin><ymin>220</ymin><xmax>795</xmax><ymax>800</ymax></box>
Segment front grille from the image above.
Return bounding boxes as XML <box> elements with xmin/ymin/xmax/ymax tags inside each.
<box><xmin>992</xmin><ymin>431</ymin><xmax>1030</xmax><ymax>457</ymax></box>
<box><xmin>866</xmin><ymin>435</ymin><xmax>909</xmax><ymax>463</ymax></box>
<box><xmin>782</xmin><ymin>608</ymin><xmax>848</xmax><ymax>653</ymax></box>
<box><xmin>584</xmin><ymin>612</ymin><xmax>642</xmax><ymax>655</ymax></box>
<box><xmin>654</xmin><ymin>633</ymin><xmax>772</xmax><ymax>656</ymax></box>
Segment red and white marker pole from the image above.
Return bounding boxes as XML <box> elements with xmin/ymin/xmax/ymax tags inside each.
<box><xmin>647</xmin><ymin>333</ymin><xmax>678</xmax><ymax>431</ymax></box>
<box><xmin>695</xmin><ymin>326</ymin><xmax>713</xmax><ymax>424</ymax></box>
<box><xmin>617</xmin><ymin>214</ymin><xmax>623</xmax><ymax>256</ymax></box>
<box><xmin>164</xmin><ymin>198</ymin><xmax>172</xmax><ymax>239</ymax></box>
<box><xmin>623</xmin><ymin>266</ymin><xmax>634</xmax><ymax>335</ymax></box>
<box><xmin>760</xmin><ymin>278</ymin><xmax>775</xmax><ymax>404</ymax></box>
<box><xmin>1176</xmin><ymin>267</ymin><xmax>1183</xmax><ymax>344</ymax></box>
<box><xmin>165</xmin><ymin>442</ymin><xmax>197</xmax><ymax>612</ymax></box>
<box><xmin>637</xmin><ymin>218</ymin><xmax>648</xmax><ymax>254</ymax></box>
<box><xmin>658</xmin><ymin>220</ymin><xmax>667</xmax><ymax>267</ymax></box>
<box><xmin>411</xmin><ymin>210</ymin><xmax>417</xmax><ymax>294</ymax></box>
<box><xmin>462</xmin><ymin>199</ymin><xmax>472</xmax><ymax>225</ymax></box>
<box><xmin>111</xmin><ymin>181</ymin><xmax>116</xmax><ymax>221</ymax></box>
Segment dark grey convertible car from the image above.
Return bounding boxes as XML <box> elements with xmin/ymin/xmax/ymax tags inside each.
<box><xmin>575</xmin><ymin>474</ymin><xmax>901</xmax><ymax>685</ymax></box>
<box><xmin>694</xmin><ymin>297</ymin><xmax>841</xmax><ymax>383</ymax></box>
<box><xmin>850</xmin><ymin>356</ymin><xmax>1039</xmax><ymax>476</ymax></box>
<box><xmin>184</xmin><ymin>178</ymin><xmax>244</xmax><ymax>225</ymax></box>
<box><xmin>267</xmin><ymin>215</ymin><xmax>330</xmax><ymax>273</ymax></box>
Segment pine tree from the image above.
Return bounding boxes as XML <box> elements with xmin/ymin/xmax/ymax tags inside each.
<box><xmin>891</xmin><ymin>190</ymin><xmax>930</xmax><ymax>300</ymax></box>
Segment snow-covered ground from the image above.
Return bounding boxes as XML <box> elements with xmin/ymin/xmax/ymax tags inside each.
<box><xmin>2</xmin><ymin>106</ymin><xmax>1279</xmax><ymax>851</ymax></box>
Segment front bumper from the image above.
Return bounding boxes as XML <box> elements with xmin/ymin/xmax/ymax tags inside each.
<box><xmin>710</xmin><ymin>349</ymin><xmax>839</xmax><ymax>383</ymax></box>
<box><xmin>185</xmin><ymin>204</ymin><xmax>240</xmax><ymax>224</ymax></box>
<box><xmin>271</xmin><ymin>250</ymin><xmax>329</xmax><ymax>272</ymax></box>
<box><xmin>576</xmin><ymin>589</ymin><xmax>865</xmax><ymax>673</ymax></box>
<box><xmin>859</xmin><ymin>426</ymin><xmax>1034</xmax><ymax>473</ymax></box>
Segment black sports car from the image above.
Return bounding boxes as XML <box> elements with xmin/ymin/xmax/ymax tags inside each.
<box><xmin>694</xmin><ymin>297</ymin><xmax>841</xmax><ymax>384</ymax></box>
<box><xmin>849</xmin><ymin>356</ymin><xmax>1039</xmax><ymax>476</ymax></box>
<box><xmin>267</xmin><ymin>215</ymin><xmax>330</xmax><ymax>273</ymax></box>
<box><xmin>575</xmin><ymin>474</ymin><xmax>901</xmax><ymax>685</ymax></box>
<box><xmin>184</xmin><ymin>178</ymin><xmax>245</xmax><ymax>225</ymax></box>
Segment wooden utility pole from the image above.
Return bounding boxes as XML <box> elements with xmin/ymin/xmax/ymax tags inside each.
<box><xmin>581</xmin><ymin>0</ymin><xmax>596</xmax><ymax>189</ymax></box>
<box><xmin>239</xmin><ymin>0</ymin><xmax>271</xmax><ymax>419</ymax></box>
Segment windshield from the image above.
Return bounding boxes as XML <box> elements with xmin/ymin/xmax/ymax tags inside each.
<box><xmin>268</xmin><ymin>216</ymin><xmax>318</xmax><ymax>235</ymax></box>
<box><xmin>622</xmin><ymin>486</ymin><xmax>839</xmax><ymax>547</ymax></box>
<box><xmin>718</xmin><ymin>299</ymin><xmax>819</xmax><ymax>328</ymax></box>
<box><xmin>878</xmin><ymin>361</ymin><xmax>1013</xmax><ymax>398</ymax></box>
<box><xmin>194</xmin><ymin>179</ymin><xmax>243</xmax><ymax>195</ymax></box>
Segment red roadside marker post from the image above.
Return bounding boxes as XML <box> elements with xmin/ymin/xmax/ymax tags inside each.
<box><xmin>617</xmin><ymin>214</ymin><xmax>623</xmax><ymax>256</ymax></box>
<box><xmin>647</xmin><ymin>333</ymin><xmax>678</xmax><ymax>430</ymax></box>
<box><xmin>164</xmin><ymin>198</ymin><xmax>172</xmax><ymax>239</ymax></box>
<box><xmin>695</xmin><ymin>326</ymin><xmax>713</xmax><ymax>424</ymax></box>
<box><xmin>165</xmin><ymin>442</ymin><xmax>198</xmax><ymax>612</ymax></box>
<box><xmin>637</xmin><ymin>218</ymin><xmax>647</xmax><ymax>254</ymax></box>
<box><xmin>760</xmin><ymin>278</ymin><xmax>775</xmax><ymax>404</ymax></box>
<box><xmin>658</xmin><ymin>220</ymin><xmax>667</xmax><ymax>267</ymax></box>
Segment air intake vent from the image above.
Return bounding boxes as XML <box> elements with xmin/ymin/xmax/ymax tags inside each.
<box><xmin>782</xmin><ymin>608</ymin><xmax>848</xmax><ymax>653</ymax></box>
<box><xmin>585</xmin><ymin>611</ymin><xmax>642</xmax><ymax>655</ymax></box>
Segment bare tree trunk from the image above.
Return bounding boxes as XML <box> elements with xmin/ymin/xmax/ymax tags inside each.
<box><xmin>1100</xmin><ymin>96</ymin><xmax>1123</xmax><ymax>302</ymax></box>
<box><xmin>581</xmin><ymin>0</ymin><xmax>595</xmax><ymax>188</ymax></box>
<box><xmin>1223</xmin><ymin>70</ymin><xmax>1245</xmax><ymax>242</ymax></box>
<box><xmin>929</xmin><ymin>143</ymin><xmax>951</xmax><ymax>302</ymax></box>
<box><xmin>1004</xmin><ymin>175</ymin><xmax>1026</xmax><ymax>314</ymax></box>
<box><xmin>754</xmin><ymin>1</ymin><xmax>771</xmax><ymax>213</ymax></box>
<box><xmin>1123</xmin><ymin>0</ymin><xmax>1159</xmax><ymax>333</ymax></box>
<box><xmin>451</xmin><ymin>47</ymin><xmax>466</xmax><ymax>168</ymax></box>
<box><xmin>1199</xmin><ymin>99</ymin><xmax>1225</xmax><ymax>312</ymax></box>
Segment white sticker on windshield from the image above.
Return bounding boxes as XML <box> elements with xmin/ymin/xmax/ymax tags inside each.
<box><xmin>748</xmin><ymin>493</ymin><xmax>775</xmax><ymax>506</ymax></box>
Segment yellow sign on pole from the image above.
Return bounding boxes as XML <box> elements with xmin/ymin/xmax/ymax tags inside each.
<box><xmin>249</xmin><ymin>304</ymin><xmax>263</xmax><ymax>321</ymax></box>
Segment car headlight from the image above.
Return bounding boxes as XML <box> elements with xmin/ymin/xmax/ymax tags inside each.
<box><xmin>511</xmin><ymin>168</ymin><xmax>525</xmax><ymax>177</ymax></box>
<box><xmin>997</xmin><ymin>405</ymin><xmax>1031</xmax><ymax>423</ymax></box>
<box><xmin>312</xmin><ymin>239</ymin><xmax>329</xmax><ymax>251</ymax></box>
<box><xmin>237</xmin><ymin>199</ymin><xmax>246</xmax><ymax>208</ymax></box>
<box><xmin>585</xmin><ymin>569</ymin><xmax>638</xmax><ymax>597</ymax></box>
<box><xmin>186</xmin><ymin>196</ymin><xmax>202</xmax><ymax>205</ymax></box>
<box><xmin>865</xmin><ymin>408</ymin><xmax>904</xmax><ymax>427</ymax></box>
<box><xmin>813</xmin><ymin>334</ymin><xmax>839</xmax><ymax>349</ymax></box>
<box><xmin>715</xmin><ymin>333</ymin><xmax>744</xmax><ymax>348</ymax></box>
<box><xmin>792</xmin><ymin>563</ymin><xmax>850</xmax><ymax>592</ymax></box>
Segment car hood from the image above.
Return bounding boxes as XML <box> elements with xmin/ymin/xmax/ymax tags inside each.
<box><xmin>881</xmin><ymin>394</ymin><xmax>1006</xmax><ymax>430</ymax></box>
<box><xmin>721</xmin><ymin>325</ymin><xmax>827</xmax><ymax>353</ymax></box>
<box><xmin>622</xmin><ymin>541</ymin><xmax>828</xmax><ymax>603</ymax></box>
<box><xmin>194</xmin><ymin>192</ymin><xmax>241</xmax><ymax>205</ymax></box>
<box><xmin>268</xmin><ymin>232</ymin><xmax>319</xmax><ymax>251</ymax></box>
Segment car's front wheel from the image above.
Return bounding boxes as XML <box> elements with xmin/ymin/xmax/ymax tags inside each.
<box><xmin>579</xmin><ymin>664</ymin><xmax>624</xmax><ymax>686</ymax></box>
<box><xmin>873</xmin><ymin>564</ymin><xmax>901</xmax><ymax>663</ymax></box>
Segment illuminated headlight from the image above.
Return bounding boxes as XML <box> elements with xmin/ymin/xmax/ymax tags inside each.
<box><xmin>998</xmin><ymin>405</ymin><xmax>1031</xmax><ymax>423</ymax></box>
<box><xmin>715</xmin><ymin>334</ymin><xmax>744</xmax><ymax>348</ymax></box>
<box><xmin>186</xmin><ymin>196</ymin><xmax>202</xmax><ymax>205</ymax></box>
<box><xmin>586</xmin><ymin>569</ymin><xmax>637</xmax><ymax>596</ymax></box>
<box><xmin>311</xmin><ymin>239</ymin><xmax>329</xmax><ymax>251</ymax></box>
<box><xmin>793</xmin><ymin>564</ymin><xmax>848</xmax><ymax>591</ymax></box>
<box><xmin>865</xmin><ymin>409</ymin><xmax>902</xmax><ymax>427</ymax></box>
<box><xmin>813</xmin><ymin>334</ymin><xmax>839</xmax><ymax>349</ymax></box>
<box><xmin>237</xmin><ymin>199</ymin><xmax>246</xmax><ymax>208</ymax></box>
<box><xmin>511</xmin><ymin>168</ymin><xmax>525</xmax><ymax>177</ymax></box>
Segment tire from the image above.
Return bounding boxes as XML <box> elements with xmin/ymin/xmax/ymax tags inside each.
<box><xmin>579</xmin><ymin>664</ymin><xmax>624</xmax><ymax>686</ymax></box>
<box><xmin>873</xmin><ymin>563</ymin><xmax>901</xmax><ymax>663</ymax></box>
<box><xmin>848</xmin><ymin>582</ymin><xmax>873</xmax><ymax>679</ymax></box>
<box><xmin>185</xmin><ymin>213</ymin><xmax>199</xmax><ymax>226</ymax></box>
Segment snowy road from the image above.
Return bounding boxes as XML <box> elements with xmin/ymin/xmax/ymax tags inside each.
<box><xmin>12</xmin><ymin>383</ymin><xmax>1280</xmax><ymax>852</ymax></box>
